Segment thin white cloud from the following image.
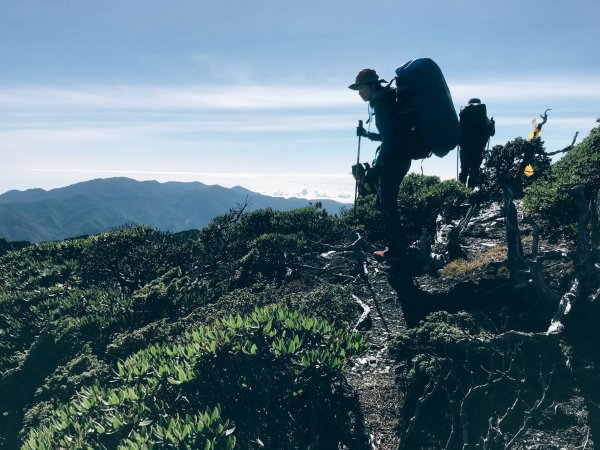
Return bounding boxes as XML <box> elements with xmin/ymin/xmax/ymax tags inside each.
<box><xmin>0</xmin><ymin>115</ymin><xmax>361</xmax><ymax>145</ymax></box>
<box><xmin>450</xmin><ymin>77</ymin><xmax>600</xmax><ymax>101</ymax></box>
<box><xmin>0</xmin><ymin>75</ymin><xmax>598</xmax><ymax>113</ymax></box>
<box><xmin>0</xmin><ymin>85</ymin><xmax>356</xmax><ymax>111</ymax></box>
<box><xmin>21</xmin><ymin>168</ymin><xmax>350</xmax><ymax>178</ymax></box>
<box><xmin>493</xmin><ymin>116</ymin><xmax>597</xmax><ymax>127</ymax></box>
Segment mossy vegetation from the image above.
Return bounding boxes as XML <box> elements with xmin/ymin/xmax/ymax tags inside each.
<box><xmin>440</xmin><ymin>245</ymin><xmax>507</xmax><ymax>279</ymax></box>
<box><xmin>524</xmin><ymin>122</ymin><xmax>600</xmax><ymax>234</ymax></box>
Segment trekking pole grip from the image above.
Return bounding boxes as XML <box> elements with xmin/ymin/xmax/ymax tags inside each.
<box><xmin>357</xmin><ymin>120</ymin><xmax>363</xmax><ymax>137</ymax></box>
<box><xmin>354</xmin><ymin>119</ymin><xmax>363</xmax><ymax>213</ymax></box>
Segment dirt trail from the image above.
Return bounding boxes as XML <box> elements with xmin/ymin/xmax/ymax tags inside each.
<box><xmin>346</xmin><ymin>259</ymin><xmax>410</xmax><ymax>450</ymax></box>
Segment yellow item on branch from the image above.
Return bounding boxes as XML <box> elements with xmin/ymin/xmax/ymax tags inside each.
<box><xmin>528</xmin><ymin>118</ymin><xmax>542</xmax><ymax>141</ymax></box>
<box><xmin>524</xmin><ymin>164</ymin><xmax>535</xmax><ymax>177</ymax></box>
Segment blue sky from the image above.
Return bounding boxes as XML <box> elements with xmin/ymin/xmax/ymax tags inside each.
<box><xmin>1</xmin><ymin>0</ymin><xmax>598</xmax><ymax>200</ymax></box>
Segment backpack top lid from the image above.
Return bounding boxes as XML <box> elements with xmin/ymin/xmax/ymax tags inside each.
<box><xmin>394</xmin><ymin>58</ymin><xmax>460</xmax><ymax>157</ymax></box>
<box><xmin>460</xmin><ymin>102</ymin><xmax>488</xmax><ymax>118</ymax></box>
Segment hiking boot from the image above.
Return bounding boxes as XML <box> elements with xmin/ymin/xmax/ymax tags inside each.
<box><xmin>373</xmin><ymin>248</ymin><xmax>404</xmax><ymax>261</ymax></box>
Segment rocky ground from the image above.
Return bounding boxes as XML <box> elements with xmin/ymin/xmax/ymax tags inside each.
<box><xmin>329</xmin><ymin>200</ymin><xmax>597</xmax><ymax>449</ymax></box>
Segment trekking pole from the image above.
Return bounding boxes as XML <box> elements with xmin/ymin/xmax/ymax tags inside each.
<box><xmin>353</xmin><ymin>119</ymin><xmax>363</xmax><ymax>214</ymax></box>
<box><xmin>456</xmin><ymin>145</ymin><xmax>460</xmax><ymax>181</ymax></box>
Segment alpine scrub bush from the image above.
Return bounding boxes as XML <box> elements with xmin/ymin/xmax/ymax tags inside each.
<box><xmin>23</xmin><ymin>402</ymin><xmax>234</xmax><ymax>450</ymax></box>
<box><xmin>237</xmin><ymin>232</ymin><xmax>305</xmax><ymax>283</ymax></box>
<box><xmin>199</xmin><ymin>205</ymin><xmax>343</xmax><ymax>264</ymax></box>
<box><xmin>524</xmin><ymin>122</ymin><xmax>600</xmax><ymax>233</ymax></box>
<box><xmin>0</xmin><ymin>284</ymin><xmax>128</xmax><ymax>379</ymax></box>
<box><xmin>0</xmin><ymin>241</ymin><xmax>81</xmax><ymax>292</ymax></box>
<box><xmin>76</xmin><ymin>225</ymin><xmax>199</xmax><ymax>294</ymax></box>
<box><xmin>199</xmin><ymin>205</ymin><xmax>346</xmax><ymax>286</ymax></box>
<box><xmin>397</xmin><ymin>174</ymin><xmax>469</xmax><ymax>240</ymax></box>
<box><xmin>342</xmin><ymin>174</ymin><xmax>469</xmax><ymax>245</ymax></box>
<box><xmin>23</xmin><ymin>305</ymin><xmax>368</xmax><ymax>450</ymax></box>
<box><xmin>0</xmin><ymin>237</ymin><xmax>30</xmax><ymax>258</ymax></box>
<box><xmin>237</xmin><ymin>206</ymin><xmax>344</xmax><ymax>244</ymax></box>
<box><xmin>479</xmin><ymin>137</ymin><xmax>551</xmax><ymax>199</ymax></box>
<box><xmin>282</xmin><ymin>285</ymin><xmax>360</xmax><ymax>327</ymax></box>
<box><xmin>340</xmin><ymin>194</ymin><xmax>386</xmax><ymax>242</ymax></box>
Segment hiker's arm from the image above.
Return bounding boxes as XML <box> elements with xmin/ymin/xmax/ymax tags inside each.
<box><xmin>373</xmin><ymin>102</ymin><xmax>400</xmax><ymax>165</ymax></box>
<box><xmin>357</xmin><ymin>125</ymin><xmax>382</xmax><ymax>142</ymax></box>
<box><xmin>365</xmin><ymin>131</ymin><xmax>382</xmax><ymax>141</ymax></box>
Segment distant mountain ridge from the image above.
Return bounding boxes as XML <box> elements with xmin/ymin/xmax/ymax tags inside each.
<box><xmin>0</xmin><ymin>178</ymin><xmax>348</xmax><ymax>243</ymax></box>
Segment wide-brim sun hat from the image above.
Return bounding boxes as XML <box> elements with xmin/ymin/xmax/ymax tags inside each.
<box><xmin>348</xmin><ymin>68</ymin><xmax>387</xmax><ymax>90</ymax></box>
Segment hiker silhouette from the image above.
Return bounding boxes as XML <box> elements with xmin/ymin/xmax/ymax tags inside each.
<box><xmin>349</xmin><ymin>69</ymin><xmax>414</xmax><ymax>261</ymax></box>
<box><xmin>458</xmin><ymin>98</ymin><xmax>495</xmax><ymax>189</ymax></box>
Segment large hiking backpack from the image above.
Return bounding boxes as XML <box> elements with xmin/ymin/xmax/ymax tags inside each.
<box><xmin>459</xmin><ymin>103</ymin><xmax>491</xmax><ymax>148</ymax></box>
<box><xmin>395</xmin><ymin>58</ymin><xmax>460</xmax><ymax>158</ymax></box>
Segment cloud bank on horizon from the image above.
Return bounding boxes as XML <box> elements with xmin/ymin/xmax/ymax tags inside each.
<box><xmin>0</xmin><ymin>0</ymin><xmax>598</xmax><ymax>199</ymax></box>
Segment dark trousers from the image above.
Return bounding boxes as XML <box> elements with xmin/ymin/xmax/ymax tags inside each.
<box><xmin>378</xmin><ymin>157</ymin><xmax>412</xmax><ymax>255</ymax></box>
<box><xmin>459</xmin><ymin>146</ymin><xmax>484</xmax><ymax>189</ymax></box>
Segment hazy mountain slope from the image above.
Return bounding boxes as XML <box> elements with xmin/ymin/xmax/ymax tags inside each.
<box><xmin>0</xmin><ymin>178</ymin><xmax>348</xmax><ymax>242</ymax></box>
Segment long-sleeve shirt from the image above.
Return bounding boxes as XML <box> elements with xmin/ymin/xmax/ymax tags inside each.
<box><xmin>367</xmin><ymin>87</ymin><xmax>401</xmax><ymax>166</ymax></box>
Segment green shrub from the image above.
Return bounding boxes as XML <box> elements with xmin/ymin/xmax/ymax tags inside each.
<box><xmin>236</xmin><ymin>206</ymin><xmax>344</xmax><ymax>247</ymax></box>
<box><xmin>1</xmin><ymin>209</ymin><xmax>369</xmax><ymax>449</ymax></box>
<box><xmin>0</xmin><ymin>285</ymin><xmax>128</xmax><ymax>372</ymax></box>
<box><xmin>23</xmin><ymin>305</ymin><xmax>368</xmax><ymax>449</ymax></box>
<box><xmin>524</xmin><ymin>122</ymin><xmax>600</xmax><ymax>233</ymax></box>
<box><xmin>0</xmin><ymin>240</ymin><xmax>81</xmax><ymax>292</ymax></box>
<box><xmin>282</xmin><ymin>285</ymin><xmax>360</xmax><ymax>327</ymax></box>
<box><xmin>237</xmin><ymin>232</ymin><xmax>305</xmax><ymax>284</ymax></box>
<box><xmin>342</xmin><ymin>174</ymin><xmax>469</xmax><ymax>245</ymax></box>
<box><xmin>199</xmin><ymin>206</ymin><xmax>345</xmax><ymax>275</ymax></box>
<box><xmin>480</xmin><ymin>137</ymin><xmax>551</xmax><ymax>199</ymax></box>
<box><xmin>76</xmin><ymin>225</ymin><xmax>198</xmax><ymax>293</ymax></box>
<box><xmin>397</xmin><ymin>174</ymin><xmax>469</xmax><ymax>240</ymax></box>
<box><xmin>0</xmin><ymin>237</ymin><xmax>30</xmax><ymax>258</ymax></box>
<box><xmin>340</xmin><ymin>194</ymin><xmax>385</xmax><ymax>242</ymax></box>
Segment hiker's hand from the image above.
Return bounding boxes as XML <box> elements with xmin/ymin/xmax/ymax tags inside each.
<box><xmin>365</xmin><ymin>165</ymin><xmax>379</xmax><ymax>182</ymax></box>
<box><xmin>356</xmin><ymin>125</ymin><xmax>368</xmax><ymax>137</ymax></box>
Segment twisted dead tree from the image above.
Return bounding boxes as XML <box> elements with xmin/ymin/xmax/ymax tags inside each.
<box><xmin>527</xmin><ymin>108</ymin><xmax>551</xmax><ymax>141</ymax></box>
<box><xmin>445</xmin><ymin>203</ymin><xmax>480</xmax><ymax>260</ymax></box>
<box><xmin>503</xmin><ymin>186</ymin><xmax>527</xmax><ymax>280</ymax></box>
<box><xmin>500</xmin><ymin>183</ymin><xmax>600</xmax><ymax>332</ymax></box>
<box><xmin>547</xmin><ymin>131</ymin><xmax>579</xmax><ymax>157</ymax></box>
<box><xmin>394</xmin><ymin>312</ymin><xmax>580</xmax><ymax>450</ymax></box>
<box><xmin>548</xmin><ymin>186</ymin><xmax>600</xmax><ymax>333</ymax></box>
